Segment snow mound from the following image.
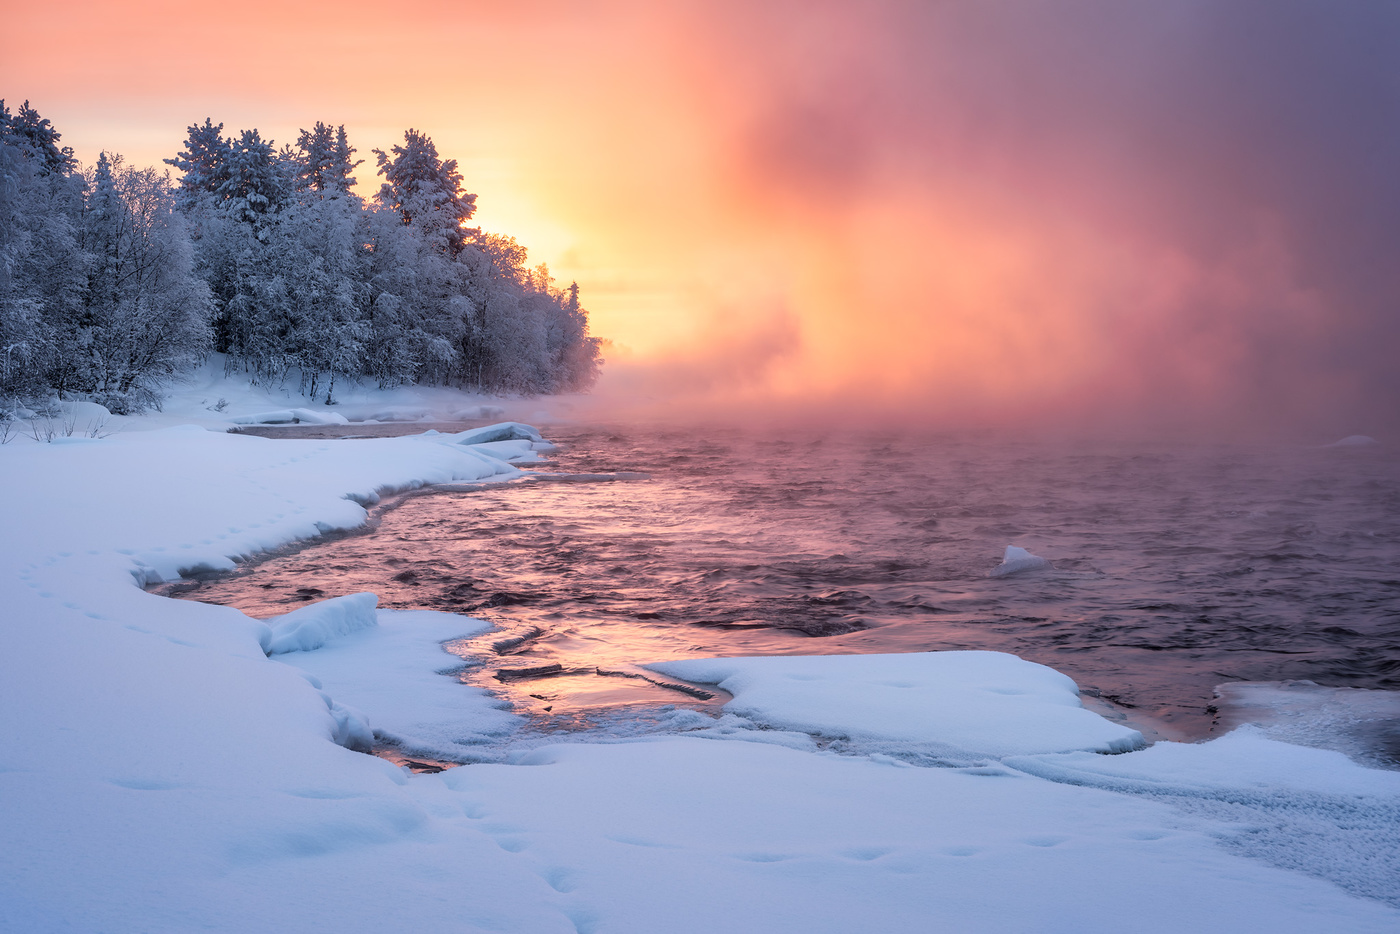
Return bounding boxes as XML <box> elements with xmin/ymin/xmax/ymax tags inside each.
<box><xmin>266</xmin><ymin>593</ymin><xmax>380</xmax><ymax>654</ymax></box>
<box><xmin>228</xmin><ymin>408</ymin><xmax>351</xmax><ymax>426</ymax></box>
<box><xmin>1325</xmin><ymin>434</ymin><xmax>1378</xmax><ymax>447</ymax></box>
<box><xmin>324</xmin><ymin>696</ymin><xmax>374</xmax><ymax>752</ymax></box>
<box><xmin>991</xmin><ymin>544</ymin><xmax>1050</xmax><ymax>578</ymax></box>
<box><xmin>648</xmin><ymin>651</ymin><xmax>1143</xmax><ymax>757</ymax></box>
<box><xmin>448</xmin><ymin>422</ymin><xmax>545</xmax><ymax>445</ymax></box>
<box><xmin>58</xmin><ymin>399</ymin><xmax>115</xmax><ymax>421</ymax></box>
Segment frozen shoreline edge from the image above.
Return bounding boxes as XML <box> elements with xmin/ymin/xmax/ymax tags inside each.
<box><xmin>4</xmin><ymin>417</ymin><xmax>1400</xmax><ymax>931</ymax></box>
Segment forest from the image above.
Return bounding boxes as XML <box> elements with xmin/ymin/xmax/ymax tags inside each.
<box><xmin>0</xmin><ymin>101</ymin><xmax>601</xmax><ymax>414</ymax></box>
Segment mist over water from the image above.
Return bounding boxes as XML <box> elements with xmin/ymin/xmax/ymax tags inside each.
<box><xmin>180</xmin><ymin>425</ymin><xmax>1400</xmax><ymax>744</ymax></box>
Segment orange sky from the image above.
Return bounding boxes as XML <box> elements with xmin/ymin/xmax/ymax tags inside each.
<box><xmin>5</xmin><ymin>1</ymin><xmax>1396</xmax><ymax>435</ymax></box>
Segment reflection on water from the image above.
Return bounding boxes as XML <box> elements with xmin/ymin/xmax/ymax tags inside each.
<box><xmin>174</xmin><ymin>425</ymin><xmax>1400</xmax><ymax>741</ymax></box>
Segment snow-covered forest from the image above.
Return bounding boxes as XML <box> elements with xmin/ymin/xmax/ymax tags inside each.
<box><xmin>0</xmin><ymin>101</ymin><xmax>601</xmax><ymax>414</ymax></box>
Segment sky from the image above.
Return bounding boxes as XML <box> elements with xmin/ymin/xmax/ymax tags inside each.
<box><xmin>5</xmin><ymin>0</ymin><xmax>1398</xmax><ymax>436</ymax></box>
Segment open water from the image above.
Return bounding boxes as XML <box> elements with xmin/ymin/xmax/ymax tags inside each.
<box><xmin>175</xmin><ymin>425</ymin><xmax>1400</xmax><ymax>748</ymax></box>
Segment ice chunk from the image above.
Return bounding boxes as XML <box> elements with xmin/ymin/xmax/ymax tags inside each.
<box><xmin>991</xmin><ymin>544</ymin><xmax>1050</xmax><ymax>578</ymax></box>
<box><xmin>265</xmin><ymin>593</ymin><xmax>380</xmax><ymax>654</ymax></box>
<box><xmin>648</xmin><ymin>651</ymin><xmax>1143</xmax><ymax>757</ymax></box>
<box><xmin>1325</xmin><ymin>434</ymin><xmax>1378</xmax><ymax>447</ymax></box>
<box><xmin>227</xmin><ymin>408</ymin><xmax>351</xmax><ymax>426</ymax></box>
<box><xmin>446</xmin><ymin>422</ymin><xmax>544</xmax><ymax>446</ymax></box>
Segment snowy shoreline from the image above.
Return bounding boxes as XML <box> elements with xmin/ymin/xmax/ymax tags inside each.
<box><xmin>3</xmin><ymin>385</ymin><xmax>1399</xmax><ymax>931</ymax></box>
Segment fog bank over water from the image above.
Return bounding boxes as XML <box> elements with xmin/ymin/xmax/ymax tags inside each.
<box><xmin>590</xmin><ymin>0</ymin><xmax>1400</xmax><ymax>438</ymax></box>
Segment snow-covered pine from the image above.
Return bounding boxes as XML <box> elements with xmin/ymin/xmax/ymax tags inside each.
<box><xmin>373</xmin><ymin>129</ymin><xmax>477</xmax><ymax>256</ymax></box>
<box><xmin>295</xmin><ymin>122</ymin><xmax>363</xmax><ymax>195</ymax></box>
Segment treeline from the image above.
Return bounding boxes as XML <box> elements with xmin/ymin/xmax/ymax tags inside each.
<box><xmin>0</xmin><ymin>101</ymin><xmax>601</xmax><ymax>413</ymax></box>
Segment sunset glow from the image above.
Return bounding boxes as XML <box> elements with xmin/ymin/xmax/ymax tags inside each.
<box><xmin>7</xmin><ymin>0</ymin><xmax>1396</xmax><ymax>434</ymax></box>
<box><xmin>6</xmin><ymin>6</ymin><xmax>1400</xmax><ymax>929</ymax></box>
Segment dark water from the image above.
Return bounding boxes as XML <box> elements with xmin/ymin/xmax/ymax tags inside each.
<box><xmin>177</xmin><ymin>426</ymin><xmax>1400</xmax><ymax>741</ymax></box>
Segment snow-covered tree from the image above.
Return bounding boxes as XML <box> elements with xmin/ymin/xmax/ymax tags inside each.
<box><xmin>0</xmin><ymin>100</ymin><xmax>77</xmax><ymax>176</ymax></box>
<box><xmin>164</xmin><ymin>118</ymin><xmax>230</xmax><ymax>207</ymax></box>
<box><xmin>157</xmin><ymin>117</ymin><xmax>601</xmax><ymax>399</ymax></box>
<box><xmin>295</xmin><ymin>122</ymin><xmax>362</xmax><ymax>195</ymax></box>
<box><xmin>219</xmin><ymin>129</ymin><xmax>285</xmax><ymax>227</ymax></box>
<box><xmin>373</xmin><ymin>130</ymin><xmax>476</xmax><ymax>255</ymax></box>
<box><xmin>0</xmin><ymin>102</ymin><xmax>88</xmax><ymax>400</ymax></box>
<box><xmin>2</xmin><ymin>103</ymin><xmax>211</xmax><ymax>411</ymax></box>
<box><xmin>77</xmin><ymin>154</ymin><xmax>212</xmax><ymax>411</ymax></box>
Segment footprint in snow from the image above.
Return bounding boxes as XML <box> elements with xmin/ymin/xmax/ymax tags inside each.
<box><xmin>539</xmin><ymin>867</ymin><xmax>578</xmax><ymax>893</ymax></box>
<box><xmin>1023</xmin><ymin>835</ymin><xmax>1069</xmax><ymax>847</ymax></box>
<box><xmin>1125</xmin><ymin>829</ymin><xmax>1169</xmax><ymax>841</ymax></box>
<box><xmin>604</xmin><ymin>834</ymin><xmax>680</xmax><ymax>849</ymax></box>
<box><xmin>839</xmin><ymin>845</ymin><xmax>894</xmax><ymax>861</ymax></box>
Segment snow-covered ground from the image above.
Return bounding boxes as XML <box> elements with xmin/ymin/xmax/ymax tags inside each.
<box><xmin>2</xmin><ymin>372</ymin><xmax>1398</xmax><ymax>932</ymax></box>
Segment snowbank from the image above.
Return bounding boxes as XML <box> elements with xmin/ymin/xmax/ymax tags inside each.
<box><xmin>272</xmin><ymin>608</ymin><xmax>521</xmax><ymax>759</ymax></box>
<box><xmin>448</xmin><ymin>421</ymin><xmax>545</xmax><ymax>445</ymax></box>
<box><xmin>649</xmin><ymin>652</ymin><xmax>1143</xmax><ymax>757</ymax></box>
<box><xmin>267</xmin><ymin>592</ymin><xmax>381</xmax><ymax>654</ymax></box>
<box><xmin>227</xmin><ymin>407</ymin><xmax>352</xmax><ymax>426</ymax></box>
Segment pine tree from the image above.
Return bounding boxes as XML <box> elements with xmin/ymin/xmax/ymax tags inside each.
<box><xmin>0</xmin><ymin>100</ymin><xmax>77</xmax><ymax>176</ymax></box>
<box><xmin>219</xmin><ymin>129</ymin><xmax>284</xmax><ymax>226</ymax></box>
<box><xmin>329</xmin><ymin>125</ymin><xmax>361</xmax><ymax>193</ymax></box>
<box><xmin>295</xmin><ymin>122</ymin><xmax>362</xmax><ymax>195</ymax></box>
<box><xmin>373</xmin><ymin>129</ymin><xmax>476</xmax><ymax>255</ymax></box>
<box><xmin>164</xmin><ymin>118</ymin><xmax>230</xmax><ymax>206</ymax></box>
